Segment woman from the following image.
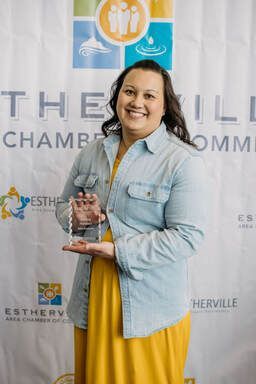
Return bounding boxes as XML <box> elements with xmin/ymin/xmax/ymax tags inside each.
<box><xmin>56</xmin><ymin>60</ymin><xmax>207</xmax><ymax>384</ymax></box>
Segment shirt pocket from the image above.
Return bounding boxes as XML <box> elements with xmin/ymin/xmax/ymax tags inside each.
<box><xmin>74</xmin><ymin>174</ymin><xmax>99</xmax><ymax>194</ymax></box>
<box><xmin>125</xmin><ymin>182</ymin><xmax>170</xmax><ymax>229</ymax></box>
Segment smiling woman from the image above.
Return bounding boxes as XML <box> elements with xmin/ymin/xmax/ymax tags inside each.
<box><xmin>56</xmin><ymin>60</ymin><xmax>208</xmax><ymax>384</ymax></box>
<box><xmin>116</xmin><ymin>68</ymin><xmax>166</xmax><ymax>146</ymax></box>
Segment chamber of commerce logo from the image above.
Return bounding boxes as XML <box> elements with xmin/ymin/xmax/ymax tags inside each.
<box><xmin>53</xmin><ymin>373</ymin><xmax>75</xmax><ymax>384</ymax></box>
<box><xmin>0</xmin><ymin>186</ymin><xmax>30</xmax><ymax>220</ymax></box>
<box><xmin>38</xmin><ymin>283</ymin><xmax>62</xmax><ymax>306</ymax></box>
<box><xmin>0</xmin><ymin>186</ymin><xmax>62</xmax><ymax>219</ymax></box>
<box><xmin>191</xmin><ymin>297</ymin><xmax>238</xmax><ymax>313</ymax></box>
<box><xmin>73</xmin><ymin>0</ymin><xmax>173</xmax><ymax>69</ymax></box>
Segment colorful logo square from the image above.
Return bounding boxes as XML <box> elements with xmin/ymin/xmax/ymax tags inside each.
<box><xmin>145</xmin><ymin>0</ymin><xmax>173</xmax><ymax>18</ymax></box>
<box><xmin>38</xmin><ymin>283</ymin><xmax>62</xmax><ymax>306</ymax></box>
<box><xmin>73</xmin><ymin>20</ymin><xmax>121</xmax><ymax>69</ymax></box>
<box><xmin>124</xmin><ymin>22</ymin><xmax>173</xmax><ymax>70</ymax></box>
<box><xmin>74</xmin><ymin>0</ymin><xmax>101</xmax><ymax>16</ymax></box>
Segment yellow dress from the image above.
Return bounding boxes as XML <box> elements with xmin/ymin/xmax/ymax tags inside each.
<box><xmin>74</xmin><ymin>157</ymin><xmax>191</xmax><ymax>384</ymax></box>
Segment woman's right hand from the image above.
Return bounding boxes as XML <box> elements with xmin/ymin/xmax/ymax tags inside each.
<box><xmin>71</xmin><ymin>192</ymin><xmax>105</xmax><ymax>232</ymax></box>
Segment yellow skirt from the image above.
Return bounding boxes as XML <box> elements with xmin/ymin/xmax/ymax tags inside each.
<box><xmin>74</xmin><ymin>231</ymin><xmax>190</xmax><ymax>384</ymax></box>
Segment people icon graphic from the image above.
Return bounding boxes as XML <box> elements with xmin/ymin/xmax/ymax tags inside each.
<box><xmin>97</xmin><ymin>0</ymin><xmax>149</xmax><ymax>45</ymax></box>
<box><xmin>118</xmin><ymin>2</ymin><xmax>130</xmax><ymax>35</ymax></box>
<box><xmin>130</xmin><ymin>6</ymin><xmax>139</xmax><ymax>33</ymax></box>
<box><xmin>107</xmin><ymin>2</ymin><xmax>140</xmax><ymax>36</ymax></box>
<box><xmin>108</xmin><ymin>5</ymin><xmax>118</xmax><ymax>33</ymax></box>
<box><xmin>0</xmin><ymin>186</ymin><xmax>30</xmax><ymax>220</ymax></box>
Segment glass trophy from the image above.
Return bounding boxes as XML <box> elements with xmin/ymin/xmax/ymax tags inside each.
<box><xmin>68</xmin><ymin>197</ymin><xmax>102</xmax><ymax>245</ymax></box>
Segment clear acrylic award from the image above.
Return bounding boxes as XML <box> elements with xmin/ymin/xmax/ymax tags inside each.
<box><xmin>68</xmin><ymin>197</ymin><xmax>102</xmax><ymax>245</ymax></box>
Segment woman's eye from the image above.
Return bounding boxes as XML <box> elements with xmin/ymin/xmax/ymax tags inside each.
<box><xmin>145</xmin><ymin>94</ymin><xmax>155</xmax><ymax>99</ymax></box>
<box><xmin>125</xmin><ymin>89</ymin><xmax>134</xmax><ymax>96</ymax></box>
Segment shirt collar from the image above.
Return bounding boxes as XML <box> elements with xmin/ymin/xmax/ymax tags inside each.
<box><xmin>103</xmin><ymin>123</ymin><xmax>168</xmax><ymax>154</ymax></box>
<box><xmin>142</xmin><ymin>123</ymin><xmax>168</xmax><ymax>153</ymax></box>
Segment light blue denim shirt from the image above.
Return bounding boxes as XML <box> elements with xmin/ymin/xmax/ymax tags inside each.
<box><xmin>56</xmin><ymin>123</ymin><xmax>207</xmax><ymax>338</ymax></box>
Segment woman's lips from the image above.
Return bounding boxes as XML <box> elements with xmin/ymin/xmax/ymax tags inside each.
<box><xmin>126</xmin><ymin>109</ymin><xmax>147</xmax><ymax>119</ymax></box>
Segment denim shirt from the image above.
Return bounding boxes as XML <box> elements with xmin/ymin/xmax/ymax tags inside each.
<box><xmin>56</xmin><ymin>123</ymin><xmax>207</xmax><ymax>338</ymax></box>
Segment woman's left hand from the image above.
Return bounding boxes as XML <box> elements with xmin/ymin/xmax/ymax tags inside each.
<box><xmin>62</xmin><ymin>240</ymin><xmax>115</xmax><ymax>260</ymax></box>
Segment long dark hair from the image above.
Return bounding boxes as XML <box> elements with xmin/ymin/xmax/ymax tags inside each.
<box><xmin>102</xmin><ymin>60</ymin><xmax>196</xmax><ymax>147</ymax></box>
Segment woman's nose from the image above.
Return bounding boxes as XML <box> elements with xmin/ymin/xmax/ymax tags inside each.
<box><xmin>130</xmin><ymin>93</ymin><xmax>144</xmax><ymax>108</ymax></box>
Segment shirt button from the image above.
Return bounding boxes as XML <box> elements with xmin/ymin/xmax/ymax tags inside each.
<box><xmin>84</xmin><ymin>288</ymin><xmax>88</xmax><ymax>293</ymax></box>
<box><xmin>105</xmin><ymin>180</ymin><xmax>109</xmax><ymax>184</ymax></box>
<box><xmin>108</xmin><ymin>208</ymin><xmax>113</xmax><ymax>213</ymax></box>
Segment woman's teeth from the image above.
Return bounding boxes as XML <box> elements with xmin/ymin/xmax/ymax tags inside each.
<box><xmin>128</xmin><ymin>110</ymin><xmax>146</xmax><ymax>118</ymax></box>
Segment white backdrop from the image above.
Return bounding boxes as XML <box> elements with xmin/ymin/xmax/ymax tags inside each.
<box><xmin>0</xmin><ymin>1</ymin><xmax>255</xmax><ymax>384</ymax></box>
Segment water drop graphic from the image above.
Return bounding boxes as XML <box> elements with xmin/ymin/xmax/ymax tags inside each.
<box><xmin>148</xmin><ymin>36</ymin><xmax>154</xmax><ymax>45</ymax></box>
<box><xmin>136</xmin><ymin>35</ymin><xmax>166</xmax><ymax>57</ymax></box>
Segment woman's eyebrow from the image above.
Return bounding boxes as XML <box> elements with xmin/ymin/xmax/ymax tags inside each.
<box><xmin>124</xmin><ymin>84</ymin><xmax>160</xmax><ymax>93</ymax></box>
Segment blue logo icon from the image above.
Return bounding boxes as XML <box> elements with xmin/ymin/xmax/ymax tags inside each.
<box><xmin>125</xmin><ymin>22</ymin><xmax>173</xmax><ymax>69</ymax></box>
<box><xmin>73</xmin><ymin>20</ymin><xmax>120</xmax><ymax>69</ymax></box>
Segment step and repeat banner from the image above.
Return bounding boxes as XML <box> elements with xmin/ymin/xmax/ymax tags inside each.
<box><xmin>0</xmin><ymin>1</ymin><xmax>255</xmax><ymax>383</ymax></box>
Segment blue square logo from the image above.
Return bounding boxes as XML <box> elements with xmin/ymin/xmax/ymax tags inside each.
<box><xmin>125</xmin><ymin>22</ymin><xmax>173</xmax><ymax>70</ymax></box>
<box><xmin>73</xmin><ymin>20</ymin><xmax>121</xmax><ymax>69</ymax></box>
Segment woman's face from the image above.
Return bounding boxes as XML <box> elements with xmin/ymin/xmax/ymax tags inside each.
<box><xmin>116</xmin><ymin>69</ymin><xmax>165</xmax><ymax>140</ymax></box>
